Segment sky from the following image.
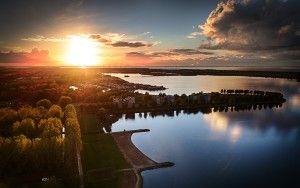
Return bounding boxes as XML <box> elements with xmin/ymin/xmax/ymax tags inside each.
<box><xmin>0</xmin><ymin>0</ymin><xmax>299</xmax><ymax>67</ymax></box>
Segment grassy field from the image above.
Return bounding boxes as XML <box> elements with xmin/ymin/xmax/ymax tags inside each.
<box><xmin>79</xmin><ymin>114</ymin><xmax>130</xmax><ymax>188</ymax></box>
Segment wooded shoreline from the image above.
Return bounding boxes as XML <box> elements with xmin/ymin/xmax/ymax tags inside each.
<box><xmin>99</xmin><ymin>68</ymin><xmax>300</xmax><ymax>81</ymax></box>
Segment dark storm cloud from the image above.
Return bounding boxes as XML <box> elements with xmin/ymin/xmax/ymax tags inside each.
<box><xmin>0</xmin><ymin>48</ymin><xmax>50</xmax><ymax>64</ymax></box>
<box><xmin>199</xmin><ymin>0</ymin><xmax>300</xmax><ymax>51</ymax></box>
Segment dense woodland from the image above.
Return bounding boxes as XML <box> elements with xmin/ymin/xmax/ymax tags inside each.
<box><xmin>0</xmin><ymin>97</ymin><xmax>81</xmax><ymax>187</ymax></box>
<box><xmin>0</xmin><ymin>68</ymin><xmax>164</xmax><ymax>107</ymax></box>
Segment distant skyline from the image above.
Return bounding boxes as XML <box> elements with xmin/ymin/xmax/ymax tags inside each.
<box><xmin>0</xmin><ymin>0</ymin><xmax>299</xmax><ymax>67</ymax></box>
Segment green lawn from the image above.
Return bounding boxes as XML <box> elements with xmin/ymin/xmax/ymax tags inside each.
<box><xmin>79</xmin><ymin>114</ymin><xmax>130</xmax><ymax>188</ymax></box>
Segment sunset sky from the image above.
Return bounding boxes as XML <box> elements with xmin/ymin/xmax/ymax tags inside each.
<box><xmin>0</xmin><ymin>0</ymin><xmax>299</xmax><ymax>67</ymax></box>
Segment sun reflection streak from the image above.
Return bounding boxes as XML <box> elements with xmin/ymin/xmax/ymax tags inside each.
<box><xmin>203</xmin><ymin>112</ymin><xmax>242</xmax><ymax>144</ymax></box>
<box><xmin>203</xmin><ymin>113</ymin><xmax>228</xmax><ymax>133</ymax></box>
<box><xmin>229</xmin><ymin>126</ymin><xmax>242</xmax><ymax>143</ymax></box>
<box><xmin>290</xmin><ymin>94</ymin><xmax>300</xmax><ymax>108</ymax></box>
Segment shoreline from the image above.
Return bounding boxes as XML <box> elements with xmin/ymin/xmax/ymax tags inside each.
<box><xmin>111</xmin><ymin>129</ymin><xmax>174</xmax><ymax>188</ymax></box>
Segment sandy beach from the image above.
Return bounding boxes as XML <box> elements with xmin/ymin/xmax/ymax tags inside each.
<box><xmin>112</xmin><ymin>129</ymin><xmax>174</xmax><ymax>188</ymax></box>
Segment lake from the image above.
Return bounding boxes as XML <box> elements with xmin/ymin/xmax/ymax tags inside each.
<box><xmin>110</xmin><ymin>74</ymin><xmax>300</xmax><ymax>188</ymax></box>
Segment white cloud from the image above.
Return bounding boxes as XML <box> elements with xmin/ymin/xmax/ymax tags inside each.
<box><xmin>186</xmin><ymin>32</ymin><xmax>202</xmax><ymax>39</ymax></box>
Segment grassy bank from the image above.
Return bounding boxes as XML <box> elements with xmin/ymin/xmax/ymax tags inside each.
<box><xmin>79</xmin><ymin>114</ymin><xmax>130</xmax><ymax>188</ymax></box>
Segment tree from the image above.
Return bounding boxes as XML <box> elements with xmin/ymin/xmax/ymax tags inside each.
<box><xmin>144</xmin><ymin>92</ymin><xmax>152</xmax><ymax>102</ymax></box>
<box><xmin>37</xmin><ymin>119</ymin><xmax>48</xmax><ymax>135</ymax></box>
<box><xmin>0</xmin><ymin>108</ymin><xmax>18</xmax><ymax>137</ymax></box>
<box><xmin>37</xmin><ymin>106</ymin><xmax>48</xmax><ymax>119</ymax></box>
<box><xmin>64</xmin><ymin>104</ymin><xmax>77</xmax><ymax>119</ymax></box>
<box><xmin>97</xmin><ymin>108</ymin><xmax>107</xmax><ymax>119</ymax></box>
<box><xmin>18</xmin><ymin>106</ymin><xmax>34</xmax><ymax>120</ymax></box>
<box><xmin>13</xmin><ymin>118</ymin><xmax>36</xmax><ymax>138</ymax></box>
<box><xmin>41</xmin><ymin>118</ymin><xmax>63</xmax><ymax>138</ymax></box>
<box><xmin>48</xmin><ymin>105</ymin><xmax>63</xmax><ymax>119</ymax></box>
<box><xmin>64</xmin><ymin>109</ymin><xmax>81</xmax><ymax>176</ymax></box>
<box><xmin>0</xmin><ymin>104</ymin><xmax>68</xmax><ymax>179</ymax></box>
<box><xmin>36</xmin><ymin>99</ymin><xmax>52</xmax><ymax>109</ymax></box>
<box><xmin>58</xmin><ymin>96</ymin><xmax>72</xmax><ymax>109</ymax></box>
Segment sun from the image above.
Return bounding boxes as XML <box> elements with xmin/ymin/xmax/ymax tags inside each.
<box><xmin>65</xmin><ymin>35</ymin><xmax>100</xmax><ymax>66</ymax></box>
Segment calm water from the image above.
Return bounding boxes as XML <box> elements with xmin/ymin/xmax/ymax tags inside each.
<box><xmin>111</xmin><ymin>74</ymin><xmax>300</xmax><ymax>188</ymax></box>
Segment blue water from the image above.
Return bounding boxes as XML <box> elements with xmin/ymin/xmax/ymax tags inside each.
<box><xmin>111</xmin><ymin>75</ymin><xmax>300</xmax><ymax>188</ymax></box>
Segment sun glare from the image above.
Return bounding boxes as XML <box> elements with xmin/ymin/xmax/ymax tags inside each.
<box><xmin>66</xmin><ymin>36</ymin><xmax>100</xmax><ymax>66</ymax></box>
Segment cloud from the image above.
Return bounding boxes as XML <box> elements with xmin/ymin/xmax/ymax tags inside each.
<box><xmin>126</xmin><ymin>47</ymin><xmax>300</xmax><ymax>66</ymax></box>
<box><xmin>126</xmin><ymin>51</ymin><xmax>166</xmax><ymax>58</ymax></box>
<box><xmin>186</xmin><ymin>31</ymin><xmax>202</xmax><ymax>39</ymax></box>
<box><xmin>22</xmin><ymin>33</ymin><xmax>153</xmax><ymax>48</ymax></box>
<box><xmin>141</xmin><ymin>32</ymin><xmax>151</xmax><ymax>36</ymax></box>
<box><xmin>89</xmin><ymin>34</ymin><xmax>112</xmax><ymax>43</ymax></box>
<box><xmin>126</xmin><ymin>52</ymin><xmax>149</xmax><ymax>57</ymax></box>
<box><xmin>21</xmin><ymin>35</ymin><xmax>65</xmax><ymax>42</ymax></box>
<box><xmin>89</xmin><ymin>33</ymin><xmax>152</xmax><ymax>48</ymax></box>
<box><xmin>170</xmin><ymin>49</ymin><xmax>213</xmax><ymax>55</ymax></box>
<box><xmin>127</xmin><ymin>48</ymin><xmax>213</xmax><ymax>58</ymax></box>
<box><xmin>0</xmin><ymin>48</ymin><xmax>52</xmax><ymax>64</ymax></box>
<box><xmin>111</xmin><ymin>41</ymin><xmax>152</xmax><ymax>48</ymax></box>
<box><xmin>199</xmin><ymin>0</ymin><xmax>300</xmax><ymax>51</ymax></box>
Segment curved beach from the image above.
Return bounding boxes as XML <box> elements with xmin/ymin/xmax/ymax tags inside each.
<box><xmin>112</xmin><ymin>129</ymin><xmax>174</xmax><ymax>188</ymax></box>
